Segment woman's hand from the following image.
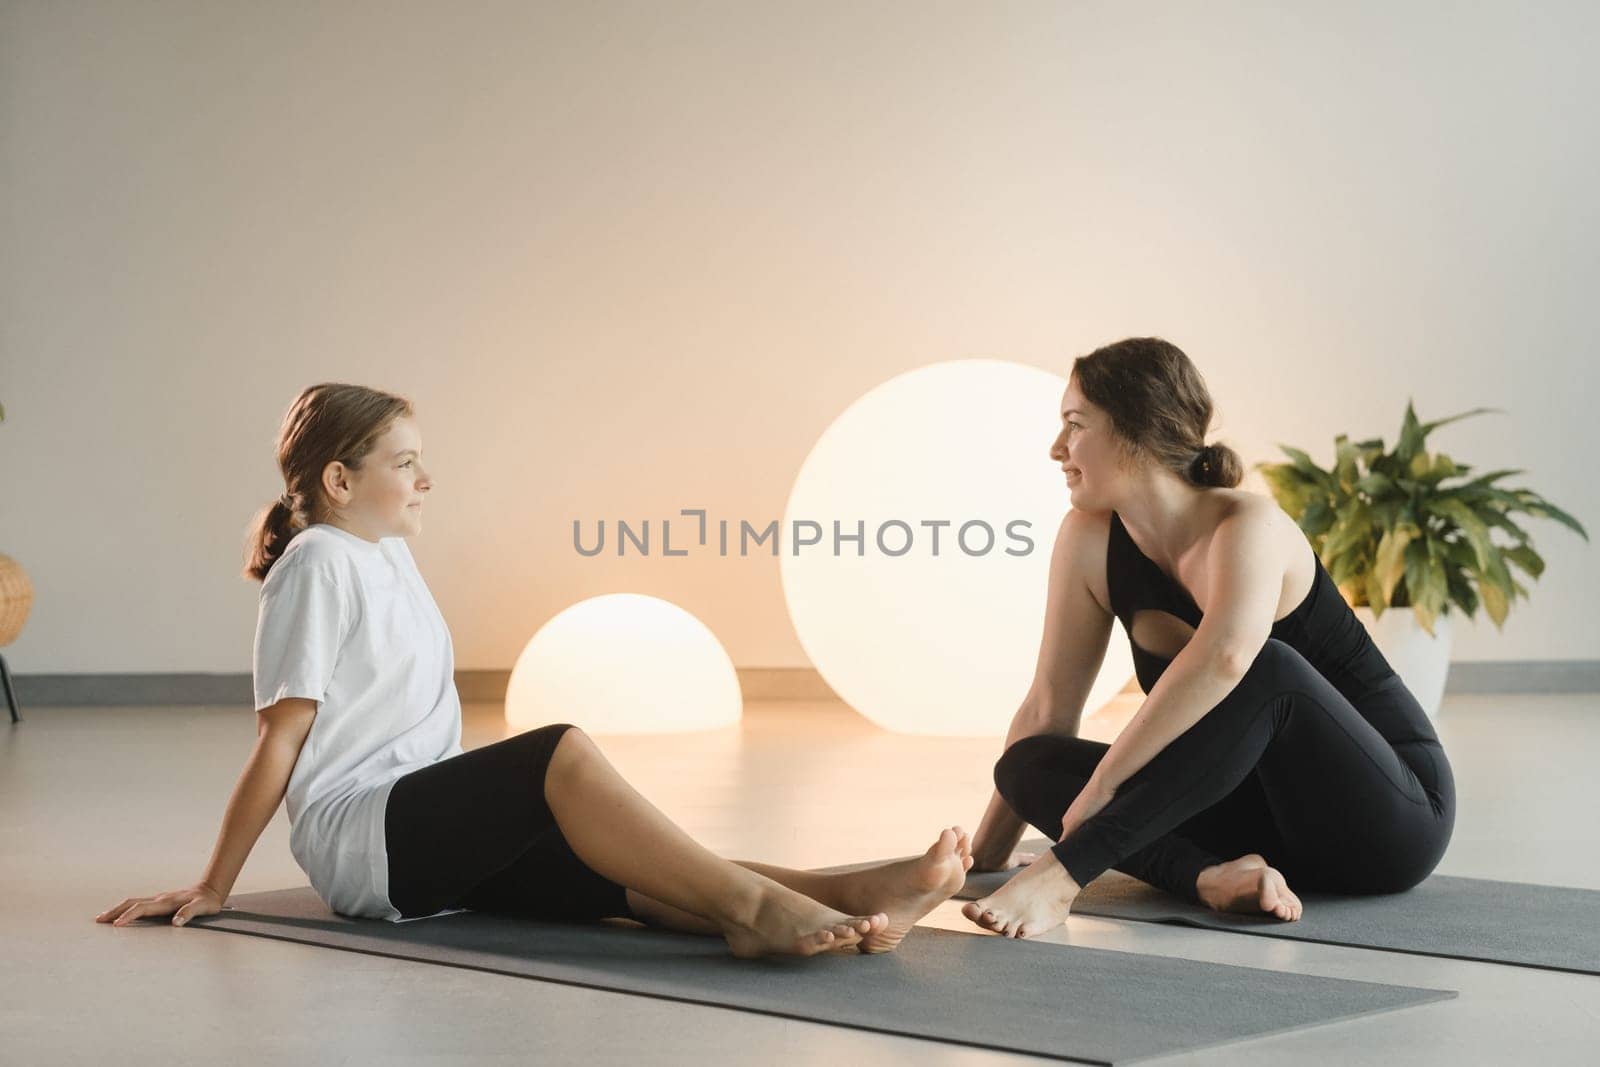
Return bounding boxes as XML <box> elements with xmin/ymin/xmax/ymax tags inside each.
<box><xmin>96</xmin><ymin>882</ymin><xmax>226</xmax><ymax>928</ymax></box>
<box><xmin>1059</xmin><ymin>775</ymin><xmax>1118</xmax><ymax>843</ymax></box>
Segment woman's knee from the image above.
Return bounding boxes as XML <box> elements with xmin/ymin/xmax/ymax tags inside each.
<box><xmin>993</xmin><ymin>733</ymin><xmax>1075</xmax><ymax>801</ymax></box>
<box><xmin>1250</xmin><ymin>637</ymin><xmax>1297</xmax><ymax>669</ymax></box>
<box><xmin>1232</xmin><ymin>637</ymin><xmax>1316</xmax><ymax>687</ymax></box>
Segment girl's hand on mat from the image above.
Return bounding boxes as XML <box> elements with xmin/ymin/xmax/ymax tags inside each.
<box><xmin>95</xmin><ymin>882</ymin><xmax>225</xmax><ymax>928</ymax></box>
<box><xmin>1059</xmin><ymin>776</ymin><xmax>1117</xmax><ymax>843</ymax></box>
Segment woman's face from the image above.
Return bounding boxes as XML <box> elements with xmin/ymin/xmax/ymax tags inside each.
<box><xmin>328</xmin><ymin>416</ymin><xmax>432</xmax><ymax>537</ymax></box>
<box><xmin>1049</xmin><ymin>378</ymin><xmax>1120</xmax><ymax>505</ymax></box>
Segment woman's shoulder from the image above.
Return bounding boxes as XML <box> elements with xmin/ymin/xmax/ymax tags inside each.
<box><xmin>1210</xmin><ymin>489</ymin><xmax>1300</xmax><ymax>544</ymax></box>
<box><xmin>1204</xmin><ymin>490</ymin><xmax>1317</xmax><ymax>603</ymax></box>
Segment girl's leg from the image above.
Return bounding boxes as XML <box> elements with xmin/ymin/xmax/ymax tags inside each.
<box><xmin>541</xmin><ymin>726</ymin><xmax>891</xmax><ymax>958</ymax></box>
<box><xmin>385</xmin><ymin>723</ymin><xmax>886</xmax><ymax>958</ymax></box>
<box><xmin>628</xmin><ymin>827</ymin><xmax>976</xmax><ymax>954</ymax></box>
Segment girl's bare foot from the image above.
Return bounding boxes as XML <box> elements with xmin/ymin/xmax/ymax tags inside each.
<box><xmin>719</xmin><ymin>881</ymin><xmax>889</xmax><ymax>959</ymax></box>
<box><xmin>961</xmin><ymin>847</ymin><xmax>1081</xmax><ymax>939</ymax></box>
<box><xmin>1196</xmin><ymin>853</ymin><xmax>1303</xmax><ymax>921</ymax></box>
<box><xmin>838</xmin><ymin>826</ymin><xmax>974</xmax><ymax>954</ymax></box>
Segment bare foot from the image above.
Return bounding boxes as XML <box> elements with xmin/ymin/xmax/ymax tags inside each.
<box><xmin>839</xmin><ymin>827</ymin><xmax>974</xmax><ymax>954</ymax></box>
<box><xmin>961</xmin><ymin>847</ymin><xmax>1081</xmax><ymax>939</ymax></box>
<box><xmin>1196</xmin><ymin>854</ymin><xmax>1303</xmax><ymax>921</ymax></box>
<box><xmin>720</xmin><ymin>883</ymin><xmax>889</xmax><ymax>959</ymax></box>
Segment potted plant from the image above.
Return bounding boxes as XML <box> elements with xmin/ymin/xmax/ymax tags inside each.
<box><xmin>1255</xmin><ymin>400</ymin><xmax>1587</xmax><ymax>719</ymax></box>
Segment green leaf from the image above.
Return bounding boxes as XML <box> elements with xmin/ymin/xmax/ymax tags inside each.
<box><xmin>1275</xmin><ymin>446</ymin><xmax>1335</xmax><ymax>492</ymax></box>
<box><xmin>1334</xmin><ymin>435</ymin><xmax>1362</xmax><ymax>493</ymax></box>
<box><xmin>1419</xmin><ymin>405</ymin><xmax>1505</xmax><ymax>439</ymax></box>
<box><xmin>1457</xmin><ymin>468</ymin><xmax>1525</xmax><ymax>491</ymax></box>
<box><xmin>1322</xmin><ymin>497</ymin><xmax>1373</xmax><ymax>560</ymax></box>
<box><xmin>1396</xmin><ymin>400</ymin><xmax>1425</xmax><ymax>465</ymax></box>
<box><xmin>1356</xmin><ymin>472</ymin><xmax>1395</xmax><ymax>498</ymax></box>
<box><xmin>1503</xmin><ymin>544</ymin><xmax>1545</xmax><ymax>579</ymax></box>
<box><xmin>1300</xmin><ymin>496</ymin><xmax>1337</xmax><ymax>539</ymax></box>
<box><xmin>1364</xmin><ymin>569</ymin><xmax>1388</xmax><ymax>613</ymax></box>
<box><xmin>1373</xmin><ymin>524</ymin><xmax>1416</xmax><ymax>605</ymax></box>
<box><xmin>1478</xmin><ymin>568</ymin><xmax>1511</xmax><ymax>629</ymax></box>
<box><xmin>1427</xmin><ymin>497</ymin><xmax>1494</xmax><ymax>571</ymax></box>
<box><xmin>1512</xmin><ymin>492</ymin><xmax>1590</xmax><ymax>541</ymax></box>
<box><xmin>1446</xmin><ymin>567</ymin><xmax>1480</xmax><ymax>617</ymax></box>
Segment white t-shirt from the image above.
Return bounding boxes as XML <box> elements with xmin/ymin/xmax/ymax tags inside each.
<box><xmin>252</xmin><ymin>522</ymin><xmax>466</xmax><ymax>922</ymax></box>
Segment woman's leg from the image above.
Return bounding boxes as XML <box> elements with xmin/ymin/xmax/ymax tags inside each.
<box><xmin>964</xmin><ymin>638</ymin><xmax>1453</xmax><ymax>937</ymax></box>
<box><xmin>992</xmin><ymin>732</ymin><xmax>1296</xmax><ymax>905</ymax></box>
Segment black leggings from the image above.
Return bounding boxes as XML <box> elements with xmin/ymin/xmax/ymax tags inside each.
<box><xmin>993</xmin><ymin>638</ymin><xmax>1456</xmax><ymax>905</ymax></box>
<box><xmin>384</xmin><ymin>722</ymin><xmax>636</xmax><ymax>922</ymax></box>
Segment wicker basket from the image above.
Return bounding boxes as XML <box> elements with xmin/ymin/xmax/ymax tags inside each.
<box><xmin>0</xmin><ymin>553</ymin><xmax>33</xmax><ymax>646</ymax></box>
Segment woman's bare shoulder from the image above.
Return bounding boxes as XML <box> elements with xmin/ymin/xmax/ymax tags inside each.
<box><xmin>1061</xmin><ymin>507</ymin><xmax>1115</xmax><ymax>616</ymax></box>
<box><xmin>1208</xmin><ymin>490</ymin><xmax>1316</xmax><ymax>611</ymax></box>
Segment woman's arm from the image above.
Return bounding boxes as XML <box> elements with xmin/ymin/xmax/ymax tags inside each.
<box><xmin>969</xmin><ymin>701</ymin><xmax>1051</xmax><ymax>870</ymax></box>
<box><xmin>971</xmin><ymin>510</ymin><xmax>1114</xmax><ymax>869</ymax></box>
<box><xmin>1090</xmin><ymin>505</ymin><xmax>1286</xmax><ymax>793</ymax></box>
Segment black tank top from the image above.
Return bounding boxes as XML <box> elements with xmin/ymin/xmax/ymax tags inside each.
<box><xmin>1106</xmin><ymin>509</ymin><xmax>1438</xmax><ymax>746</ymax></box>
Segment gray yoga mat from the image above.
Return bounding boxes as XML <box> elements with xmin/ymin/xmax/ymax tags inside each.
<box><xmin>822</xmin><ymin>837</ymin><xmax>1600</xmax><ymax>976</ymax></box>
<box><xmin>189</xmin><ymin>886</ymin><xmax>1455</xmax><ymax>1066</ymax></box>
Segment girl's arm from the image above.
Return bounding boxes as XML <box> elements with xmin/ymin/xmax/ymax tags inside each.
<box><xmin>199</xmin><ymin>698</ymin><xmax>317</xmax><ymax>898</ymax></box>
<box><xmin>97</xmin><ymin>698</ymin><xmax>315</xmax><ymax>927</ymax></box>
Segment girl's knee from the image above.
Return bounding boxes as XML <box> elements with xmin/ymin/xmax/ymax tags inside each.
<box><xmin>543</xmin><ymin>723</ymin><xmax>595</xmax><ymax>775</ymax></box>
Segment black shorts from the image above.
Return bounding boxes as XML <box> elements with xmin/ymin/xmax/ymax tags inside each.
<box><xmin>384</xmin><ymin>722</ymin><xmax>635</xmax><ymax>922</ymax></box>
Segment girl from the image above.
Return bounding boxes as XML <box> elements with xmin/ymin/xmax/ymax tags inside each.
<box><xmin>962</xmin><ymin>337</ymin><xmax>1456</xmax><ymax>939</ymax></box>
<box><xmin>97</xmin><ymin>382</ymin><xmax>975</xmax><ymax>958</ymax></box>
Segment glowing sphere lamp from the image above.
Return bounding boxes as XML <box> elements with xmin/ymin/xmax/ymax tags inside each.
<box><xmin>505</xmin><ymin>593</ymin><xmax>742</xmax><ymax>734</ymax></box>
<box><xmin>780</xmin><ymin>359</ymin><xmax>1134</xmax><ymax>735</ymax></box>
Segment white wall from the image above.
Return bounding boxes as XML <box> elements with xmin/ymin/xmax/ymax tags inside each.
<box><xmin>2</xmin><ymin>0</ymin><xmax>1595</xmax><ymax>675</ymax></box>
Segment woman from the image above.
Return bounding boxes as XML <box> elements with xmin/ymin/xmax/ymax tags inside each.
<box><xmin>96</xmin><ymin>383</ymin><xmax>974</xmax><ymax>959</ymax></box>
<box><xmin>963</xmin><ymin>337</ymin><xmax>1456</xmax><ymax>939</ymax></box>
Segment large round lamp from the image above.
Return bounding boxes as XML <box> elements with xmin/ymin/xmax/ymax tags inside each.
<box><xmin>780</xmin><ymin>359</ymin><xmax>1134</xmax><ymax>736</ymax></box>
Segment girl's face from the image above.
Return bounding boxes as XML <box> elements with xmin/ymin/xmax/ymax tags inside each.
<box><xmin>1049</xmin><ymin>378</ymin><xmax>1121</xmax><ymax>506</ymax></box>
<box><xmin>330</xmin><ymin>416</ymin><xmax>432</xmax><ymax>538</ymax></box>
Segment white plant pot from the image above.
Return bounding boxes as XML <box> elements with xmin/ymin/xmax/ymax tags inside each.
<box><xmin>1352</xmin><ymin>605</ymin><xmax>1453</xmax><ymax>721</ymax></box>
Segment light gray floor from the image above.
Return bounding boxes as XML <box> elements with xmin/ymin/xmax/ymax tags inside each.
<box><xmin>5</xmin><ymin>690</ymin><xmax>1597</xmax><ymax>1065</ymax></box>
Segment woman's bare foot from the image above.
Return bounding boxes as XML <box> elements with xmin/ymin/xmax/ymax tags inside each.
<box><xmin>719</xmin><ymin>881</ymin><xmax>890</xmax><ymax>959</ymax></box>
<box><xmin>1196</xmin><ymin>854</ymin><xmax>1302</xmax><ymax>921</ymax></box>
<box><xmin>961</xmin><ymin>847</ymin><xmax>1081</xmax><ymax>939</ymax></box>
<box><xmin>837</xmin><ymin>826</ymin><xmax>974</xmax><ymax>954</ymax></box>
